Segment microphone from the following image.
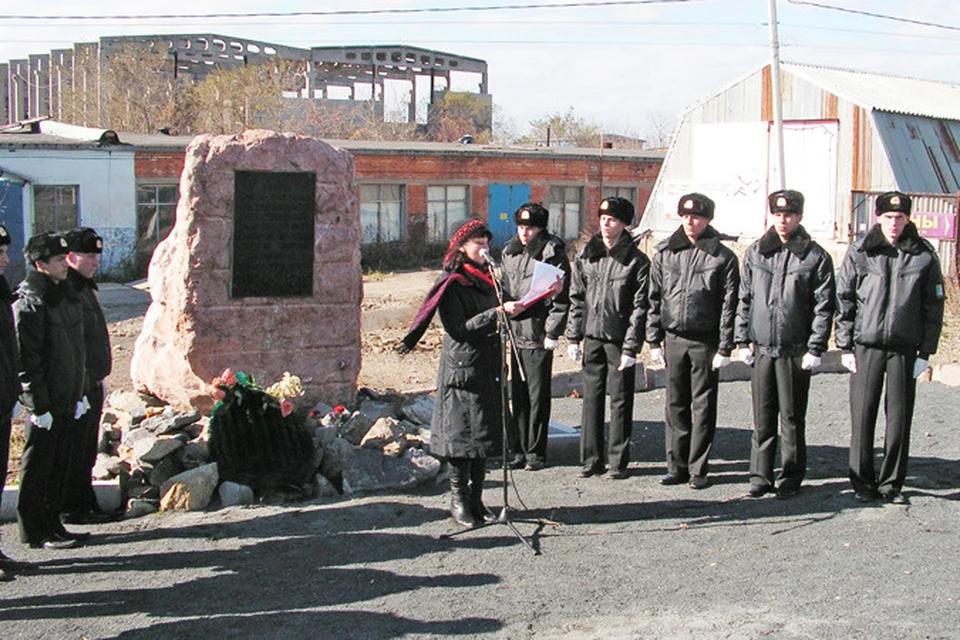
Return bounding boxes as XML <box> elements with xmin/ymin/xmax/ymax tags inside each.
<box><xmin>479</xmin><ymin>248</ymin><xmax>499</xmax><ymax>268</ymax></box>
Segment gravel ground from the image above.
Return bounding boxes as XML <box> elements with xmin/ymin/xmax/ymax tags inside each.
<box><xmin>2</xmin><ymin>372</ymin><xmax>959</xmax><ymax>639</ymax></box>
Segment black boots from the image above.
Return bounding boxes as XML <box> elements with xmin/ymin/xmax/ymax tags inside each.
<box><xmin>469</xmin><ymin>458</ymin><xmax>497</xmax><ymax>525</ymax></box>
<box><xmin>448</xmin><ymin>458</ymin><xmax>477</xmax><ymax>528</ymax></box>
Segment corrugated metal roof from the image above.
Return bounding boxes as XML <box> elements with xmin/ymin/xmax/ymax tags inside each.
<box><xmin>782</xmin><ymin>62</ymin><xmax>960</xmax><ymax>121</ymax></box>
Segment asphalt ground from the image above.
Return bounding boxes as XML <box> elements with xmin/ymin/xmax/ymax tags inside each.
<box><xmin>2</xmin><ymin>371</ymin><xmax>959</xmax><ymax>639</ymax></box>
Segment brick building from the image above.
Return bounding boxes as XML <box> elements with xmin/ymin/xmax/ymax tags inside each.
<box><xmin>1</xmin><ymin>121</ymin><xmax>663</xmax><ymax>278</ymax></box>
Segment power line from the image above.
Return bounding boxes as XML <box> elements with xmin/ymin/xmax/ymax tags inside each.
<box><xmin>0</xmin><ymin>0</ymin><xmax>706</xmax><ymax>21</ymax></box>
<box><xmin>786</xmin><ymin>0</ymin><xmax>960</xmax><ymax>32</ymax></box>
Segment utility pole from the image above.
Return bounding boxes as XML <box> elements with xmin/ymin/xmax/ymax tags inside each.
<box><xmin>768</xmin><ymin>0</ymin><xmax>786</xmax><ymax>190</ymax></box>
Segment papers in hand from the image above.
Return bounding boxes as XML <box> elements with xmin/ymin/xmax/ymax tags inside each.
<box><xmin>518</xmin><ymin>260</ymin><xmax>565</xmax><ymax>307</ymax></box>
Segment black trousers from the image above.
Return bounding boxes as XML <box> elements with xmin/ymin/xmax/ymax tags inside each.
<box><xmin>1</xmin><ymin>409</ymin><xmax>11</xmax><ymax>490</ymax></box>
<box><xmin>664</xmin><ymin>333</ymin><xmax>718</xmax><ymax>478</ymax></box>
<box><xmin>581</xmin><ymin>337</ymin><xmax>635</xmax><ymax>472</ymax></box>
<box><xmin>62</xmin><ymin>380</ymin><xmax>104</xmax><ymax>515</ymax></box>
<box><xmin>509</xmin><ymin>347</ymin><xmax>553</xmax><ymax>464</ymax></box>
<box><xmin>17</xmin><ymin>413</ymin><xmax>76</xmax><ymax>544</ymax></box>
<box><xmin>749</xmin><ymin>353</ymin><xmax>810</xmax><ymax>490</ymax></box>
<box><xmin>849</xmin><ymin>344</ymin><xmax>917</xmax><ymax>495</ymax></box>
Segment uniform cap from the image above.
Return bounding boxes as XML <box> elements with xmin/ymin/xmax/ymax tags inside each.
<box><xmin>876</xmin><ymin>191</ymin><xmax>912</xmax><ymax>216</ymax></box>
<box><xmin>25</xmin><ymin>231</ymin><xmax>70</xmax><ymax>264</ymax></box>
<box><xmin>677</xmin><ymin>193</ymin><xmax>715</xmax><ymax>220</ymax></box>
<box><xmin>514</xmin><ymin>202</ymin><xmax>549</xmax><ymax>228</ymax></box>
<box><xmin>65</xmin><ymin>226</ymin><xmax>104</xmax><ymax>254</ymax></box>
<box><xmin>598</xmin><ymin>196</ymin><xmax>634</xmax><ymax>225</ymax></box>
<box><xmin>768</xmin><ymin>189</ymin><xmax>804</xmax><ymax>215</ymax></box>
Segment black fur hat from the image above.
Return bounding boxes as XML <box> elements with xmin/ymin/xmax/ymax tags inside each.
<box><xmin>876</xmin><ymin>191</ymin><xmax>912</xmax><ymax>216</ymax></box>
<box><xmin>514</xmin><ymin>202</ymin><xmax>549</xmax><ymax>228</ymax></box>
<box><xmin>25</xmin><ymin>231</ymin><xmax>70</xmax><ymax>264</ymax></box>
<box><xmin>598</xmin><ymin>196</ymin><xmax>634</xmax><ymax>225</ymax></box>
<box><xmin>677</xmin><ymin>193</ymin><xmax>715</xmax><ymax>220</ymax></box>
<box><xmin>65</xmin><ymin>227</ymin><xmax>104</xmax><ymax>254</ymax></box>
<box><xmin>769</xmin><ymin>189</ymin><xmax>804</xmax><ymax>215</ymax></box>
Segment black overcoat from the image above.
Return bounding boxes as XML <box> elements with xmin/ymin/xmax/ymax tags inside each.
<box><xmin>429</xmin><ymin>269</ymin><xmax>503</xmax><ymax>459</ymax></box>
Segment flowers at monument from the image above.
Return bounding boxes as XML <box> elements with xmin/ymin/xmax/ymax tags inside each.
<box><xmin>265</xmin><ymin>372</ymin><xmax>305</xmax><ymax>417</ymax></box>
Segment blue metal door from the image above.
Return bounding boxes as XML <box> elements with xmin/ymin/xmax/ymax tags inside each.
<box><xmin>0</xmin><ymin>179</ymin><xmax>26</xmax><ymax>283</ymax></box>
<box><xmin>487</xmin><ymin>183</ymin><xmax>531</xmax><ymax>249</ymax></box>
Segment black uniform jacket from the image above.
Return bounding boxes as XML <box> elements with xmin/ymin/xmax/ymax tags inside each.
<box><xmin>67</xmin><ymin>268</ymin><xmax>112</xmax><ymax>384</ymax></box>
<box><xmin>0</xmin><ymin>276</ymin><xmax>21</xmax><ymax>415</ymax></box>
<box><xmin>430</xmin><ymin>267</ymin><xmax>503</xmax><ymax>459</ymax></box>
<box><xmin>500</xmin><ymin>230</ymin><xmax>571</xmax><ymax>350</ymax></box>
<box><xmin>736</xmin><ymin>225</ymin><xmax>835</xmax><ymax>357</ymax></box>
<box><xmin>646</xmin><ymin>225</ymin><xmax>740</xmax><ymax>356</ymax></box>
<box><xmin>564</xmin><ymin>231</ymin><xmax>650</xmax><ymax>358</ymax></box>
<box><xmin>14</xmin><ymin>270</ymin><xmax>86</xmax><ymax>417</ymax></box>
<box><xmin>836</xmin><ymin>222</ymin><xmax>945</xmax><ymax>358</ymax></box>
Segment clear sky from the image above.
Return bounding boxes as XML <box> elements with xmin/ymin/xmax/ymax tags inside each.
<box><xmin>3</xmin><ymin>1</ymin><xmax>960</xmax><ymax>139</ymax></box>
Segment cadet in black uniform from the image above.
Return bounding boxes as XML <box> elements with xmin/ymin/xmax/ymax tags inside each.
<box><xmin>0</xmin><ymin>225</ymin><xmax>36</xmax><ymax>579</ymax></box>
<box><xmin>647</xmin><ymin>193</ymin><xmax>739</xmax><ymax>489</ymax></box>
<box><xmin>62</xmin><ymin>227</ymin><xmax>113</xmax><ymax>523</ymax></box>
<box><xmin>736</xmin><ymin>190</ymin><xmax>835</xmax><ymax>499</ymax></box>
<box><xmin>565</xmin><ymin>197</ymin><xmax>649</xmax><ymax>479</ymax></box>
<box><xmin>836</xmin><ymin>191</ymin><xmax>946</xmax><ymax>504</ymax></box>
<box><xmin>14</xmin><ymin>232</ymin><xmax>89</xmax><ymax>549</ymax></box>
<box><xmin>501</xmin><ymin>203</ymin><xmax>570</xmax><ymax>471</ymax></box>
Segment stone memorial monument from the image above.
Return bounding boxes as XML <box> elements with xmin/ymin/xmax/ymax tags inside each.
<box><xmin>131</xmin><ymin>129</ymin><xmax>361</xmax><ymax>413</ymax></box>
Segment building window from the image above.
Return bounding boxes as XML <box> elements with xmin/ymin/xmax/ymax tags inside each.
<box><xmin>136</xmin><ymin>184</ymin><xmax>178</xmax><ymax>271</ymax></box>
<box><xmin>33</xmin><ymin>185</ymin><xmax>78</xmax><ymax>232</ymax></box>
<box><xmin>360</xmin><ymin>184</ymin><xmax>404</xmax><ymax>243</ymax></box>
<box><xmin>547</xmin><ymin>185</ymin><xmax>582</xmax><ymax>241</ymax></box>
<box><xmin>427</xmin><ymin>185</ymin><xmax>469</xmax><ymax>242</ymax></box>
<box><xmin>602</xmin><ymin>186</ymin><xmax>636</xmax><ymax>205</ymax></box>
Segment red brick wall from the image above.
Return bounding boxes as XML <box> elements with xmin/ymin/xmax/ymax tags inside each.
<box><xmin>135</xmin><ymin>152</ymin><xmax>186</xmax><ymax>179</ymax></box>
<box><xmin>353</xmin><ymin>152</ymin><xmax>661</xmax><ymax>241</ymax></box>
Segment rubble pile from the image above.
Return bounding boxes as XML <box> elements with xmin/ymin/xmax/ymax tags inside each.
<box><xmin>94</xmin><ymin>388</ymin><xmax>441</xmax><ymax>519</ymax></box>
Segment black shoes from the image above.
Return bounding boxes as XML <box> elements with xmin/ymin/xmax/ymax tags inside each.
<box><xmin>659</xmin><ymin>472</ymin><xmax>690</xmax><ymax>486</ymax></box>
<box><xmin>854</xmin><ymin>490</ymin><xmax>878</xmax><ymax>503</ymax></box>
<box><xmin>524</xmin><ymin>459</ymin><xmax>546</xmax><ymax>471</ymax></box>
<box><xmin>508</xmin><ymin>455</ymin><xmax>526</xmax><ymax>470</ymax></box>
<box><xmin>29</xmin><ymin>534</ymin><xmax>78</xmax><ymax>550</ymax></box>
<box><xmin>776</xmin><ymin>486</ymin><xmax>798</xmax><ymax>500</ymax></box>
<box><xmin>605</xmin><ymin>468</ymin><xmax>627</xmax><ymax>480</ymax></box>
<box><xmin>58</xmin><ymin>529</ymin><xmax>92</xmax><ymax>542</ymax></box>
<box><xmin>881</xmin><ymin>490</ymin><xmax>909</xmax><ymax>505</ymax></box>
<box><xmin>577</xmin><ymin>464</ymin><xmax>606</xmax><ymax>478</ymax></box>
<box><xmin>746</xmin><ymin>483</ymin><xmax>772</xmax><ymax>498</ymax></box>
<box><xmin>688</xmin><ymin>475</ymin><xmax>710</xmax><ymax>490</ymax></box>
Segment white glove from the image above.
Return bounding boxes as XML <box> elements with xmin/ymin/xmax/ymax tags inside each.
<box><xmin>567</xmin><ymin>342</ymin><xmax>582</xmax><ymax>362</ymax></box>
<box><xmin>31</xmin><ymin>412</ymin><xmax>53</xmax><ymax>430</ymax></box>
<box><xmin>801</xmin><ymin>352</ymin><xmax>821</xmax><ymax>371</ymax></box>
<box><xmin>617</xmin><ymin>353</ymin><xmax>636</xmax><ymax>371</ymax></box>
<box><xmin>75</xmin><ymin>396</ymin><xmax>90</xmax><ymax>419</ymax></box>
<box><xmin>711</xmin><ymin>353</ymin><xmax>730</xmax><ymax>370</ymax></box>
<box><xmin>738</xmin><ymin>347</ymin><xmax>755</xmax><ymax>366</ymax></box>
<box><xmin>649</xmin><ymin>347</ymin><xmax>665</xmax><ymax>366</ymax></box>
<box><xmin>543</xmin><ymin>336</ymin><xmax>559</xmax><ymax>351</ymax></box>
<box><xmin>913</xmin><ymin>358</ymin><xmax>929</xmax><ymax>379</ymax></box>
<box><xmin>841</xmin><ymin>352</ymin><xmax>858</xmax><ymax>373</ymax></box>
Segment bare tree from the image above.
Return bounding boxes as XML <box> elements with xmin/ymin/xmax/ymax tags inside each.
<box><xmin>521</xmin><ymin>107</ymin><xmax>602</xmax><ymax>147</ymax></box>
<box><xmin>190</xmin><ymin>60</ymin><xmax>295</xmax><ymax>134</ymax></box>
<box><xmin>424</xmin><ymin>91</ymin><xmax>492</xmax><ymax>142</ymax></box>
<box><xmin>642</xmin><ymin>109</ymin><xmax>677</xmax><ymax>149</ymax></box>
<box><xmin>101</xmin><ymin>41</ymin><xmax>192</xmax><ymax>133</ymax></box>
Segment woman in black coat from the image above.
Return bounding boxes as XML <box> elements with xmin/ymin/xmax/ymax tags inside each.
<box><xmin>402</xmin><ymin>220</ymin><xmax>523</xmax><ymax>527</ymax></box>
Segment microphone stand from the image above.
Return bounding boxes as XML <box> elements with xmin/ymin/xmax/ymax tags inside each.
<box><xmin>439</xmin><ymin>256</ymin><xmax>554</xmax><ymax>554</ymax></box>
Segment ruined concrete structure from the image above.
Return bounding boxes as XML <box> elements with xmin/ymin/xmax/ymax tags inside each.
<box><xmin>1</xmin><ymin>34</ymin><xmax>490</xmax><ymax>129</ymax></box>
<box><xmin>130</xmin><ymin>129</ymin><xmax>362</xmax><ymax>413</ymax></box>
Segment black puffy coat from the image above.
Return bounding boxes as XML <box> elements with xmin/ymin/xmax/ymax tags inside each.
<box><xmin>430</xmin><ymin>268</ymin><xmax>503</xmax><ymax>459</ymax></box>
<box><xmin>736</xmin><ymin>225</ymin><xmax>835</xmax><ymax>357</ymax></box>
<box><xmin>564</xmin><ymin>231</ymin><xmax>650</xmax><ymax>357</ymax></box>
<box><xmin>0</xmin><ymin>276</ymin><xmax>21</xmax><ymax>415</ymax></box>
<box><xmin>14</xmin><ymin>270</ymin><xmax>86</xmax><ymax>418</ymax></box>
<box><xmin>646</xmin><ymin>225</ymin><xmax>739</xmax><ymax>355</ymax></box>
<box><xmin>501</xmin><ymin>230</ymin><xmax>571</xmax><ymax>350</ymax></box>
<box><xmin>836</xmin><ymin>222</ymin><xmax>945</xmax><ymax>358</ymax></box>
<box><xmin>67</xmin><ymin>268</ymin><xmax>112</xmax><ymax>385</ymax></box>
